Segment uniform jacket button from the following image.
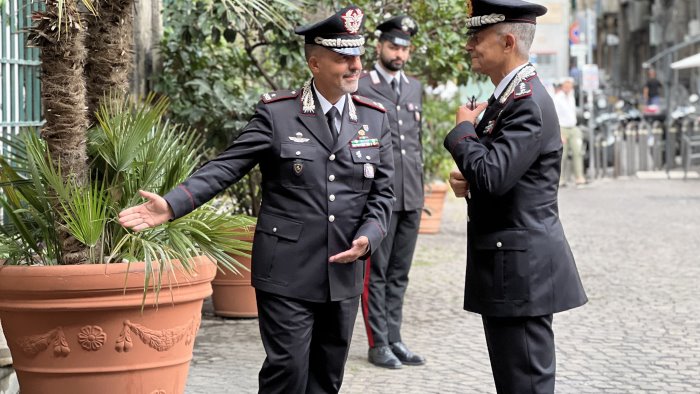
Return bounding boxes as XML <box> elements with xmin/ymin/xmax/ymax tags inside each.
<box><xmin>396</xmin><ymin>105</ymin><xmax>401</xmax><ymax>111</ymax></box>
<box><xmin>398</xmin><ymin>120</ymin><xmax>403</xmax><ymax>126</ymax></box>
<box><xmin>329</xmin><ymin>154</ymin><xmax>336</xmax><ymax>161</ymax></box>
<box><xmin>329</xmin><ymin>174</ymin><xmax>336</xmax><ymax>181</ymax></box>
<box><xmin>295</xmin><ymin>151</ymin><xmax>301</xmax><ymax>156</ymax></box>
<box><xmin>329</xmin><ymin>215</ymin><xmax>335</xmax><ymax>222</ymax></box>
<box><xmin>329</xmin><ymin>194</ymin><xmax>336</xmax><ymax>201</ymax></box>
<box><xmin>496</xmin><ymin>241</ymin><xmax>502</xmax><ymax>248</ymax></box>
<box><xmin>400</xmin><ymin>135</ymin><xmax>405</xmax><ymax>140</ymax></box>
<box><xmin>272</xmin><ymin>227</ymin><xmax>278</xmax><ymax>233</ymax></box>
<box><xmin>401</xmin><ymin>149</ymin><xmax>406</xmax><ymax>155</ymax></box>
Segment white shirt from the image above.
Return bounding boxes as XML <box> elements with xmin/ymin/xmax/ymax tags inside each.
<box><xmin>313</xmin><ymin>81</ymin><xmax>346</xmax><ymax>133</ymax></box>
<box><xmin>374</xmin><ymin>63</ymin><xmax>403</xmax><ymax>92</ymax></box>
<box><xmin>553</xmin><ymin>90</ymin><xmax>577</xmax><ymax>127</ymax></box>
<box><xmin>493</xmin><ymin>62</ymin><xmax>528</xmax><ymax>100</ymax></box>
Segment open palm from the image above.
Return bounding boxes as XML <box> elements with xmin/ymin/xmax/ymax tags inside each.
<box><xmin>118</xmin><ymin>190</ymin><xmax>173</xmax><ymax>232</ymax></box>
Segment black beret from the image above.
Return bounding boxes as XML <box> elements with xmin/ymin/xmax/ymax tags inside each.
<box><xmin>295</xmin><ymin>5</ymin><xmax>366</xmax><ymax>56</ymax></box>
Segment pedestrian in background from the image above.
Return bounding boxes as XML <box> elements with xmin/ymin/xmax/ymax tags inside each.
<box><xmin>443</xmin><ymin>0</ymin><xmax>588</xmax><ymax>392</ymax></box>
<box><xmin>119</xmin><ymin>6</ymin><xmax>396</xmax><ymax>393</ymax></box>
<box><xmin>356</xmin><ymin>14</ymin><xmax>425</xmax><ymax>370</ymax></box>
<box><xmin>554</xmin><ymin>76</ymin><xmax>586</xmax><ymax>186</ymax></box>
<box><xmin>643</xmin><ymin>68</ymin><xmax>663</xmax><ymax>106</ymax></box>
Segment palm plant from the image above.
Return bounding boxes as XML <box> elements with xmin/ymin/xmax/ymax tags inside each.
<box><xmin>0</xmin><ymin>95</ymin><xmax>254</xmax><ymax>300</ymax></box>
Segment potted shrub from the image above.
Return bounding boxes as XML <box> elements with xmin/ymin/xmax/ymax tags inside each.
<box><xmin>0</xmin><ymin>95</ymin><xmax>252</xmax><ymax>393</ymax></box>
<box><xmin>419</xmin><ymin>93</ymin><xmax>462</xmax><ymax>234</ymax></box>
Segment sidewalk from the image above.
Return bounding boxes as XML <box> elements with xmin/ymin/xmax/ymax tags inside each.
<box><xmin>186</xmin><ymin>178</ymin><xmax>700</xmax><ymax>393</ymax></box>
<box><xmin>2</xmin><ymin>178</ymin><xmax>699</xmax><ymax>393</ymax></box>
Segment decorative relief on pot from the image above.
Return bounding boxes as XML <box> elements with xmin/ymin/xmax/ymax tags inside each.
<box><xmin>78</xmin><ymin>325</ymin><xmax>107</xmax><ymax>351</ymax></box>
<box><xmin>115</xmin><ymin>315</ymin><xmax>201</xmax><ymax>352</ymax></box>
<box><xmin>150</xmin><ymin>390</ymin><xmax>166</xmax><ymax>394</ymax></box>
<box><xmin>17</xmin><ymin>327</ymin><xmax>70</xmax><ymax>357</ymax></box>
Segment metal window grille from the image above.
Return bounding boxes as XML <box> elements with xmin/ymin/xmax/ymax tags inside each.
<box><xmin>1</xmin><ymin>0</ymin><xmax>43</xmax><ymax>223</ymax></box>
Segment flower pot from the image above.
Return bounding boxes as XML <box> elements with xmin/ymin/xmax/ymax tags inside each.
<box><xmin>419</xmin><ymin>182</ymin><xmax>449</xmax><ymax>234</ymax></box>
<box><xmin>211</xmin><ymin>228</ymin><xmax>257</xmax><ymax>318</ymax></box>
<box><xmin>0</xmin><ymin>257</ymin><xmax>216</xmax><ymax>394</ymax></box>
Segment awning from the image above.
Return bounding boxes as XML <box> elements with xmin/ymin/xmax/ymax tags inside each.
<box><xmin>671</xmin><ymin>52</ymin><xmax>700</xmax><ymax>69</ymax></box>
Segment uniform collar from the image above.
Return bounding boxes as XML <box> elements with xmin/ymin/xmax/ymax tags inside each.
<box><xmin>374</xmin><ymin>63</ymin><xmax>405</xmax><ymax>85</ymax></box>
<box><xmin>313</xmin><ymin>81</ymin><xmax>347</xmax><ymax>115</ymax></box>
<box><xmin>493</xmin><ymin>62</ymin><xmax>528</xmax><ymax>100</ymax></box>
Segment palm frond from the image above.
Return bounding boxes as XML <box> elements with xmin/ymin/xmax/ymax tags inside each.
<box><xmin>221</xmin><ymin>0</ymin><xmax>299</xmax><ymax>30</ymax></box>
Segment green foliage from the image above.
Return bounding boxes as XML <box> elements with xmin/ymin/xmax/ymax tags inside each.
<box><xmin>421</xmin><ymin>95</ymin><xmax>460</xmax><ymax>182</ymax></box>
<box><xmin>0</xmin><ymin>95</ymin><xmax>254</xmax><ymax>301</ymax></box>
<box><xmin>156</xmin><ymin>0</ymin><xmax>475</xmax><ymax>211</ymax></box>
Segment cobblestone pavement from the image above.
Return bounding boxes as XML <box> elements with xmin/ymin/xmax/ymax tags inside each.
<box><xmin>1</xmin><ymin>178</ymin><xmax>699</xmax><ymax>393</ymax></box>
<box><xmin>185</xmin><ymin>178</ymin><xmax>700</xmax><ymax>393</ymax></box>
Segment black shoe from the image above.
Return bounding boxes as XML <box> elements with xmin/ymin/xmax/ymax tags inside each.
<box><xmin>390</xmin><ymin>342</ymin><xmax>425</xmax><ymax>366</ymax></box>
<box><xmin>368</xmin><ymin>345</ymin><xmax>402</xmax><ymax>369</ymax></box>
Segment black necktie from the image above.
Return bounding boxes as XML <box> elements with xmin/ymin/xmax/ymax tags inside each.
<box><xmin>488</xmin><ymin>95</ymin><xmax>496</xmax><ymax>106</ymax></box>
<box><xmin>326</xmin><ymin>107</ymin><xmax>339</xmax><ymax>145</ymax></box>
<box><xmin>391</xmin><ymin>78</ymin><xmax>400</xmax><ymax>97</ymax></box>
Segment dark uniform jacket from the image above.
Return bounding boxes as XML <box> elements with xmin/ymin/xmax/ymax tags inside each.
<box><xmin>165</xmin><ymin>80</ymin><xmax>395</xmax><ymax>302</ymax></box>
<box><xmin>357</xmin><ymin>67</ymin><xmax>424</xmax><ymax>211</ymax></box>
<box><xmin>444</xmin><ymin>64</ymin><xmax>587</xmax><ymax>317</ymax></box>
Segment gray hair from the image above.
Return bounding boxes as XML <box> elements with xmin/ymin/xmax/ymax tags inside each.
<box><xmin>496</xmin><ymin>23</ymin><xmax>535</xmax><ymax>60</ymax></box>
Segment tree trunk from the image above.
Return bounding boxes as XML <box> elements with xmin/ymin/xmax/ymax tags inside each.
<box><xmin>85</xmin><ymin>0</ymin><xmax>135</xmax><ymax>125</ymax></box>
<box><xmin>31</xmin><ymin>0</ymin><xmax>91</xmax><ymax>264</ymax></box>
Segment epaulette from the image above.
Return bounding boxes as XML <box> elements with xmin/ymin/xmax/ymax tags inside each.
<box><xmin>352</xmin><ymin>95</ymin><xmax>386</xmax><ymax>112</ymax></box>
<box><xmin>260</xmin><ymin>89</ymin><xmax>300</xmax><ymax>104</ymax></box>
<box><xmin>513</xmin><ymin>81</ymin><xmax>533</xmax><ymax>100</ymax></box>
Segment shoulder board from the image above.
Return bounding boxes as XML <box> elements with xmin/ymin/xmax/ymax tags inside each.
<box><xmin>352</xmin><ymin>95</ymin><xmax>387</xmax><ymax>112</ymax></box>
<box><xmin>514</xmin><ymin>81</ymin><xmax>533</xmax><ymax>100</ymax></box>
<box><xmin>260</xmin><ymin>89</ymin><xmax>300</xmax><ymax>104</ymax></box>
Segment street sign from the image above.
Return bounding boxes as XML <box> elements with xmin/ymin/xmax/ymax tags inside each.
<box><xmin>582</xmin><ymin>64</ymin><xmax>599</xmax><ymax>91</ymax></box>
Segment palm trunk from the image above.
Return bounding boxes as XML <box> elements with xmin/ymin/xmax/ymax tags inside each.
<box><xmin>85</xmin><ymin>0</ymin><xmax>135</xmax><ymax>124</ymax></box>
<box><xmin>31</xmin><ymin>0</ymin><xmax>90</xmax><ymax>264</ymax></box>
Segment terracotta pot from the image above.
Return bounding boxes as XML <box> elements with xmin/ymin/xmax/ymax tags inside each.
<box><xmin>419</xmin><ymin>182</ymin><xmax>449</xmax><ymax>234</ymax></box>
<box><xmin>211</xmin><ymin>228</ymin><xmax>257</xmax><ymax>318</ymax></box>
<box><xmin>0</xmin><ymin>257</ymin><xmax>216</xmax><ymax>394</ymax></box>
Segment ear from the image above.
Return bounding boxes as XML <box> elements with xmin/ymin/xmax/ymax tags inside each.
<box><xmin>375</xmin><ymin>41</ymin><xmax>382</xmax><ymax>54</ymax></box>
<box><xmin>308</xmin><ymin>55</ymin><xmax>320</xmax><ymax>75</ymax></box>
<box><xmin>503</xmin><ymin>33</ymin><xmax>517</xmax><ymax>54</ymax></box>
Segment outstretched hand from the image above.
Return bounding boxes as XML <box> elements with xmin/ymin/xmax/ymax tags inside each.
<box><xmin>449</xmin><ymin>169</ymin><xmax>469</xmax><ymax>198</ymax></box>
<box><xmin>329</xmin><ymin>236</ymin><xmax>370</xmax><ymax>264</ymax></box>
<box><xmin>118</xmin><ymin>190</ymin><xmax>173</xmax><ymax>232</ymax></box>
<box><xmin>456</xmin><ymin>101</ymin><xmax>488</xmax><ymax>125</ymax></box>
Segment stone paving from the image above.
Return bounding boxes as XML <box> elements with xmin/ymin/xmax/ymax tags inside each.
<box><xmin>2</xmin><ymin>177</ymin><xmax>700</xmax><ymax>393</ymax></box>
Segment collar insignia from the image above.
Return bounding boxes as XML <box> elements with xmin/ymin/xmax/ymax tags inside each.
<box><xmin>301</xmin><ymin>79</ymin><xmax>315</xmax><ymax>114</ymax></box>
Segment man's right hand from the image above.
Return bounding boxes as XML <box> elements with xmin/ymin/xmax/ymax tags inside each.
<box><xmin>118</xmin><ymin>190</ymin><xmax>173</xmax><ymax>232</ymax></box>
<box><xmin>449</xmin><ymin>169</ymin><xmax>469</xmax><ymax>198</ymax></box>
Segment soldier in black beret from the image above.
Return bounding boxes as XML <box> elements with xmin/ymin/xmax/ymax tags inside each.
<box><xmin>443</xmin><ymin>0</ymin><xmax>587</xmax><ymax>392</ymax></box>
<box><xmin>120</xmin><ymin>5</ymin><xmax>396</xmax><ymax>393</ymax></box>
<box><xmin>357</xmin><ymin>15</ymin><xmax>426</xmax><ymax>369</ymax></box>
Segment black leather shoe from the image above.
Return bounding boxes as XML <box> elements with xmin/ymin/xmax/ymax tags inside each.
<box><xmin>390</xmin><ymin>342</ymin><xmax>425</xmax><ymax>366</ymax></box>
<box><xmin>368</xmin><ymin>345</ymin><xmax>402</xmax><ymax>369</ymax></box>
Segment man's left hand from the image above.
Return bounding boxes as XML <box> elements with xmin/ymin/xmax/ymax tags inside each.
<box><xmin>329</xmin><ymin>236</ymin><xmax>370</xmax><ymax>263</ymax></box>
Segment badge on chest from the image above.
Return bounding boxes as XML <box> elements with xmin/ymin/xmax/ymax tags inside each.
<box><xmin>293</xmin><ymin>160</ymin><xmax>304</xmax><ymax>176</ymax></box>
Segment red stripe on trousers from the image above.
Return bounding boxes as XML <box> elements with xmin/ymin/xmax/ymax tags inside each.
<box><xmin>361</xmin><ymin>256</ymin><xmax>374</xmax><ymax>348</ymax></box>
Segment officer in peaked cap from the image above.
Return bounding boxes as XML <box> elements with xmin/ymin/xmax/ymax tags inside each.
<box><xmin>119</xmin><ymin>5</ymin><xmax>396</xmax><ymax>394</ymax></box>
<box><xmin>294</xmin><ymin>5</ymin><xmax>367</xmax><ymax>56</ymax></box>
<box><xmin>443</xmin><ymin>0</ymin><xmax>587</xmax><ymax>393</ymax></box>
<box><xmin>357</xmin><ymin>14</ymin><xmax>425</xmax><ymax>370</ymax></box>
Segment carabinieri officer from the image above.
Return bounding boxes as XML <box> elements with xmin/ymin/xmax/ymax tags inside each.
<box><xmin>119</xmin><ymin>5</ymin><xmax>395</xmax><ymax>393</ymax></box>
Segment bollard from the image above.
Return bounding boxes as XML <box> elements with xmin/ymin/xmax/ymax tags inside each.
<box><xmin>625</xmin><ymin>122</ymin><xmax>637</xmax><ymax>176</ymax></box>
<box><xmin>668</xmin><ymin>123</ymin><xmax>678</xmax><ymax>169</ymax></box>
<box><xmin>638</xmin><ymin>122</ymin><xmax>651</xmax><ymax>171</ymax></box>
<box><xmin>614</xmin><ymin>124</ymin><xmax>624</xmax><ymax>177</ymax></box>
<box><xmin>652</xmin><ymin>121</ymin><xmax>664</xmax><ymax>170</ymax></box>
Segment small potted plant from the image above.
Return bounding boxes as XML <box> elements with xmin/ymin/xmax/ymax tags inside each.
<box><xmin>419</xmin><ymin>93</ymin><xmax>461</xmax><ymax>234</ymax></box>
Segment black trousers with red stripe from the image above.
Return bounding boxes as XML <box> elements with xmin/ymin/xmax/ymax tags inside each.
<box><xmin>361</xmin><ymin>209</ymin><xmax>421</xmax><ymax>348</ymax></box>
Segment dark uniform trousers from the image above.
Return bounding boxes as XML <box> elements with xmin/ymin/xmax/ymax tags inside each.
<box><xmin>256</xmin><ymin>290</ymin><xmax>360</xmax><ymax>394</ymax></box>
<box><xmin>444</xmin><ymin>65</ymin><xmax>587</xmax><ymax>394</ymax></box>
<box><xmin>357</xmin><ymin>68</ymin><xmax>424</xmax><ymax>348</ymax></box>
<box><xmin>361</xmin><ymin>209</ymin><xmax>421</xmax><ymax>346</ymax></box>
<box><xmin>163</xmin><ymin>82</ymin><xmax>394</xmax><ymax>394</ymax></box>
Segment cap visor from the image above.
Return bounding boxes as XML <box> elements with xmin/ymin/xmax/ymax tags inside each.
<box><xmin>388</xmin><ymin>36</ymin><xmax>410</xmax><ymax>47</ymax></box>
<box><xmin>331</xmin><ymin>47</ymin><xmax>365</xmax><ymax>56</ymax></box>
